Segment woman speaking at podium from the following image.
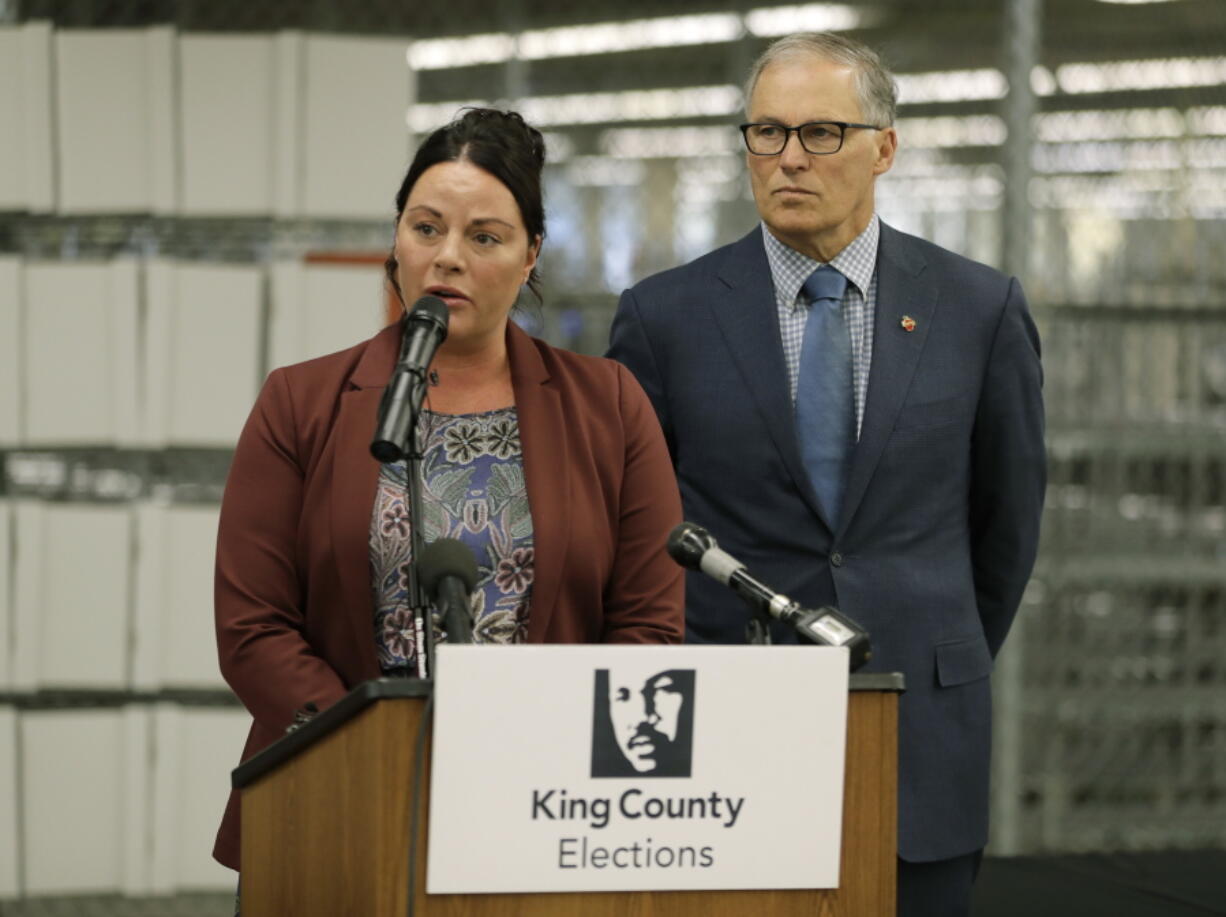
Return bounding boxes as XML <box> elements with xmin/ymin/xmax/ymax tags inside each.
<box><xmin>211</xmin><ymin>108</ymin><xmax>684</xmax><ymax>871</ymax></box>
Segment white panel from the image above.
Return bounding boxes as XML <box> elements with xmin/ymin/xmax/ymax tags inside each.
<box><xmin>0</xmin><ymin>501</ymin><xmax>11</xmax><ymax>690</ymax></box>
<box><xmin>24</xmin><ymin>262</ymin><xmax>118</xmax><ymax>445</ymax></box>
<box><xmin>268</xmin><ymin>260</ymin><xmax>304</xmax><ymax>370</ymax></box>
<box><xmin>22</xmin><ymin>710</ymin><xmax>125</xmax><ymax>894</ymax></box>
<box><xmin>302</xmin><ymin>263</ymin><xmax>387</xmax><ymax>357</ymax></box>
<box><xmin>0</xmin><ymin>256</ymin><xmax>21</xmax><ymax>445</ymax></box>
<box><xmin>141</xmin><ymin>258</ymin><xmax>174</xmax><ymax>448</ymax></box>
<box><xmin>151</xmin><ymin>705</ymin><xmax>248</xmax><ymax>891</ymax></box>
<box><xmin>171</xmin><ymin>708</ymin><xmax>249</xmax><ymax>888</ymax></box>
<box><xmin>20</xmin><ymin>21</ymin><xmax>56</xmax><ymax>213</ymax></box>
<box><xmin>37</xmin><ymin>505</ymin><xmax>131</xmax><ymax>688</ymax></box>
<box><xmin>131</xmin><ymin>504</ymin><xmax>166</xmax><ymax>690</ymax></box>
<box><xmin>55</xmin><ymin>30</ymin><xmax>151</xmax><ymax>212</ymax></box>
<box><xmin>12</xmin><ymin>500</ymin><xmax>44</xmax><ymax>691</ymax></box>
<box><xmin>148</xmin><ymin>704</ymin><xmax>179</xmax><ymax>894</ymax></box>
<box><xmin>269</xmin><ymin>261</ymin><xmax>386</xmax><ymax>369</ymax></box>
<box><xmin>272</xmin><ymin>31</ymin><xmax>304</xmax><ymax>218</ymax></box>
<box><xmin>111</xmin><ymin>258</ymin><xmax>142</xmax><ymax>446</ymax></box>
<box><xmin>302</xmin><ymin>35</ymin><xmax>412</xmax><ymax>218</ymax></box>
<box><xmin>0</xmin><ymin>709</ymin><xmax>17</xmax><ymax>898</ymax></box>
<box><xmin>120</xmin><ymin>707</ymin><xmax>153</xmax><ymax>894</ymax></box>
<box><xmin>163</xmin><ymin>506</ymin><xmax>223</xmax><ymax>687</ymax></box>
<box><xmin>168</xmin><ymin>264</ymin><xmax>262</xmax><ymax>446</ymax></box>
<box><xmin>179</xmin><ymin>35</ymin><xmax>274</xmax><ymax>216</ymax></box>
<box><xmin>146</xmin><ymin>26</ymin><xmax>178</xmax><ymax>215</ymax></box>
<box><xmin>0</xmin><ymin>29</ymin><xmax>23</xmax><ymax>210</ymax></box>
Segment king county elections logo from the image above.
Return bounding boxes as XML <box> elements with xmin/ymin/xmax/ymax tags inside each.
<box><xmin>590</xmin><ymin>668</ymin><xmax>696</xmax><ymax>778</ymax></box>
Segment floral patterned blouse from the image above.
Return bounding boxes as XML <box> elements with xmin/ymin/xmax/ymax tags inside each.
<box><xmin>369</xmin><ymin>407</ymin><xmax>535</xmax><ymax>674</ymax></box>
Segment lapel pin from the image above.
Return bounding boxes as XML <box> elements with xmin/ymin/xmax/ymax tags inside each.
<box><xmin>900</xmin><ymin>315</ymin><xmax>917</xmax><ymax>332</ymax></box>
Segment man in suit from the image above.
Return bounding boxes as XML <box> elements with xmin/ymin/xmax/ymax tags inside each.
<box><xmin>607</xmin><ymin>31</ymin><xmax>1045</xmax><ymax>917</ymax></box>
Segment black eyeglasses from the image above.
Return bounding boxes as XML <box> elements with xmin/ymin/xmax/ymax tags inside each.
<box><xmin>740</xmin><ymin>121</ymin><xmax>882</xmax><ymax>156</ymax></box>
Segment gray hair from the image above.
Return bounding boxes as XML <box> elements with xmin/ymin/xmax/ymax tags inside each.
<box><xmin>744</xmin><ymin>32</ymin><xmax>898</xmax><ymax>128</ymax></box>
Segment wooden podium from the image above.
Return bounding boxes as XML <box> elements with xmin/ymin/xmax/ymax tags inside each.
<box><xmin>234</xmin><ymin>673</ymin><xmax>903</xmax><ymax>916</ymax></box>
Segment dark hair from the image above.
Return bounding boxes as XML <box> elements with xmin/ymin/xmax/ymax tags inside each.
<box><xmin>385</xmin><ymin>107</ymin><xmax>547</xmax><ymax>304</ymax></box>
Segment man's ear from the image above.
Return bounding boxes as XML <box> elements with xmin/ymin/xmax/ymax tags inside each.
<box><xmin>873</xmin><ymin>127</ymin><xmax>899</xmax><ymax>176</ymax></box>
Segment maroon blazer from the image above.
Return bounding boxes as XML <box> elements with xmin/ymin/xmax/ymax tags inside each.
<box><xmin>213</xmin><ymin>321</ymin><xmax>684</xmax><ymax>869</ymax></box>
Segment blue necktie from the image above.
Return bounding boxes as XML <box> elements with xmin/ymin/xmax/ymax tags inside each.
<box><xmin>795</xmin><ymin>265</ymin><xmax>852</xmax><ymax>525</ymax></box>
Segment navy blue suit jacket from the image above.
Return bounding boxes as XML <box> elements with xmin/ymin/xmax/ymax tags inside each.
<box><xmin>608</xmin><ymin>222</ymin><xmax>1045</xmax><ymax>862</ymax></box>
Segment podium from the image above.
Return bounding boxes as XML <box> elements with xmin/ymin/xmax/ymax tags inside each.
<box><xmin>234</xmin><ymin>672</ymin><xmax>903</xmax><ymax>916</ymax></box>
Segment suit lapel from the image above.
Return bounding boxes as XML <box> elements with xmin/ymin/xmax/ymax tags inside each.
<box><xmin>331</xmin><ymin>324</ymin><xmax>400</xmax><ymax>667</ymax></box>
<box><xmin>839</xmin><ymin>224</ymin><xmax>937</xmax><ymax>532</ymax></box>
<box><xmin>710</xmin><ymin>229</ymin><xmax>828</xmax><ymax>523</ymax></box>
<box><xmin>508</xmin><ymin>324</ymin><xmax>570</xmax><ymax>642</ymax></box>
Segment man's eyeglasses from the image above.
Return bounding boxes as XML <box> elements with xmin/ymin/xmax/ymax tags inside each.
<box><xmin>740</xmin><ymin>121</ymin><xmax>882</xmax><ymax>156</ymax></box>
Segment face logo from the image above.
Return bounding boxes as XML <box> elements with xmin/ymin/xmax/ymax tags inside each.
<box><xmin>591</xmin><ymin>668</ymin><xmax>696</xmax><ymax>778</ymax></box>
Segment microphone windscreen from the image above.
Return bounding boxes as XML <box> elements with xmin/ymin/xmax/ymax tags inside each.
<box><xmin>409</xmin><ymin>295</ymin><xmax>449</xmax><ymax>334</ymax></box>
<box><xmin>418</xmin><ymin>538</ymin><xmax>479</xmax><ymax>596</ymax></box>
<box><xmin>666</xmin><ymin>522</ymin><xmax>714</xmax><ymax>571</ymax></box>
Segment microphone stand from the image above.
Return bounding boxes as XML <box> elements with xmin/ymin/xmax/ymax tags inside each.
<box><xmin>404</xmin><ymin>417</ymin><xmax>435</xmax><ymax>681</ymax></box>
<box><xmin>745</xmin><ymin>608</ymin><xmax>772</xmax><ymax>645</ymax></box>
<box><xmin>373</xmin><ymin>313</ymin><xmax>437</xmax><ymax>682</ymax></box>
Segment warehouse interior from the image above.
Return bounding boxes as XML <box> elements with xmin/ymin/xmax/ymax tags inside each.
<box><xmin>1</xmin><ymin>0</ymin><xmax>1224</xmax><ymax>913</ymax></box>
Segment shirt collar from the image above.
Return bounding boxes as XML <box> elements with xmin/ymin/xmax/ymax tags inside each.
<box><xmin>761</xmin><ymin>215</ymin><xmax>879</xmax><ymax>309</ymax></box>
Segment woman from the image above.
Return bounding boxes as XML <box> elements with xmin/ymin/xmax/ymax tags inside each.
<box><xmin>212</xmin><ymin>108</ymin><xmax>684</xmax><ymax>870</ymax></box>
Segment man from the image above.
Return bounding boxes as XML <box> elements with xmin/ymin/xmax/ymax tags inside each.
<box><xmin>607</xmin><ymin>32</ymin><xmax>1044</xmax><ymax>917</ymax></box>
<box><xmin>592</xmin><ymin>668</ymin><xmax>696</xmax><ymax>777</ymax></box>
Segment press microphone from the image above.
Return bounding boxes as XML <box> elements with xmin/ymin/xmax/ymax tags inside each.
<box><xmin>418</xmin><ymin>538</ymin><xmax>478</xmax><ymax>644</ymax></box>
<box><xmin>666</xmin><ymin>522</ymin><xmax>871</xmax><ymax>669</ymax></box>
<box><xmin>370</xmin><ymin>296</ymin><xmax>449</xmax><ymax>463</ymax></box>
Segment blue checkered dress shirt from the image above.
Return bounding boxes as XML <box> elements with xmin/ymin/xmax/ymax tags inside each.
<box><xmin>761</xmin><ymin>216</ymin><xmax>879</xmax><ymax>439</ymax></box>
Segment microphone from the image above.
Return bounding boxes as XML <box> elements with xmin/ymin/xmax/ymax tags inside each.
<box><xmin>666</xmin><ymin>522</ymin><xmax>871</xmax><ymax>669</ymax></box>
<box><xmin>370</xmin><ymin>296</ymin><xmax>449</xmax><ymax>463</ymax></box>
<box><xmin>418</xmin><ymin>538</ymin><xmax>478</xmax><ymax>645</ymax></box>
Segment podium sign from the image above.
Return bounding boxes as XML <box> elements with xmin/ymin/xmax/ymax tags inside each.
<box><xmin>427</xmin><ymin>645</ymin><xmax>849</xmax><ymax>894</ymax></box>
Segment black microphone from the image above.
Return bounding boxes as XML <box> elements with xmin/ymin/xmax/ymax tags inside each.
<box><xmin>418</xmin><ymin>538</ymin><xmax>478</xmax><ymax>644</ymax></box>
<box><xmin>370</xmin><ymin>296</ymin><xmax>449</xmax><ymax>463</ymax></box>
<box><xmin>666</xmin><ymin>522</ymin><xmax>871</xmax><ymax>669</ymax></box>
